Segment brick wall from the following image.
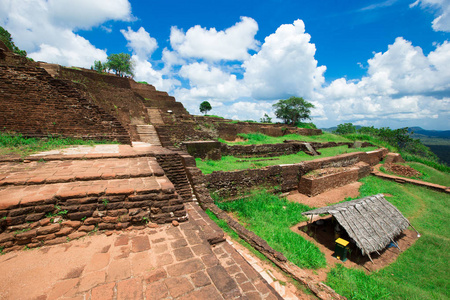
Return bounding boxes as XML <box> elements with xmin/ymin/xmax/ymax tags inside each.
<box><xmin>205</xmin><ymin>149</ymin><xmax>388</xmax><ymax>198</ymax></box>
<box><xmin>0</xmin><ymin>189</ymin><xmax>187</xmax><ymax>252</ymax></box>
<box><xmin>0</xmin><ymin>62</ymin><xmax>131</xmax><ymax>143</ymax></box>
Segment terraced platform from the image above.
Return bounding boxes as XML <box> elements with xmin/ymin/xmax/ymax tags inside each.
<box><xmin>0</xmin><ymin>144</ymin><xmax>286</xmax><ymax>300</ymax></box>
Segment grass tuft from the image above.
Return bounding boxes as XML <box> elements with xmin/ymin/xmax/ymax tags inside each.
<box><xmin>0</xmin><ymin>133</ymin><xmax>118</xmax><ymax>157</ymax></box>
<box><xmin>216</xmin><ymin>190</ymin><xmax>327</xmax><ymax>269</ymax></box>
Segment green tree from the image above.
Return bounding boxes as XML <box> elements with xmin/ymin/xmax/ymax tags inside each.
<box><xmin>273</xmin><ymin>96</ymin><xmax>314</xmax><ymax>125</ymax></box>
<box><xmin>105</xmin><ymin>53</ymin><xmax>134</xmax><ymax>77</ymax></box>
<box><xmin>334</xmin><ymin>123</ymin><xmax>356</xmax><ymax>135</ymax></box>
<box><xmin>92</xmin><ymin>60</ymin><xmax>106</xmax><ymax>73</ymax></box>
<box><xmin>260</xmin><ymin>113</ymin><xmax>272</xmax><ymax>123</ymax></box>
<box><xmin>199</xmin><ymin>101</ymin><xmax>212</xmax><ymax>115</ymax></box>
<box><xmin>0</xmin><ymin>26</ymin><xmax>27</xmax><ymax>57</ymax></box>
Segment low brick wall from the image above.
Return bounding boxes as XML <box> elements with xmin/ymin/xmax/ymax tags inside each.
<box><xmin>0</xmin><ymin>186</ymin><xmax>186</xmax><ymax>253</ymax></box>
<box><xmin>205</xmin><ymin>149</ymin><xmax>388</xmax><ymax>198</ymax></box>
<box><xmin>298</xmin><ymin>164</ymin><xmax>368</xmax><ymax>196</ymax></box>
<box><xmin>220</xmin><ymin>141</ymin><xmax>375</xmax><ymax>158</ymax></box>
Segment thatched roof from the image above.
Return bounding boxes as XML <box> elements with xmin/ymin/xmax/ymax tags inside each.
<box><xmin>302</xmin><ymin>194</ymin><xmax>411</xmax><ymax>256</ymax></box>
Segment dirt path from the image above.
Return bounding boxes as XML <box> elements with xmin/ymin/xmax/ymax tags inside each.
<box><xmin>287</xmin><ymin>182</ymin><xmax>362</xmax><ymax>208</ymax></box>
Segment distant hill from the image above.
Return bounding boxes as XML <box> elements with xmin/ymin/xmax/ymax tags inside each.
<box><xmin>321</xmin><ymin>126</ymin><xmax>450</xmax><ymax>166</ymax></box>
<box><xmin>408</xmin><ymin>127</ymin><xmax>450</xmax><ymax>139</ymax></box>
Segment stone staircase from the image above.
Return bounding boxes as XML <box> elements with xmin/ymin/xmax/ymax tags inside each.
<box><xmin>147</xmin><ymin>108</ymin><xmax>164</xmax><ymax>125</ymax></box>
<box><xmin>136</xmin><ymin>124</ymin><xmax>162</xmax><ymax>146</ymax></box>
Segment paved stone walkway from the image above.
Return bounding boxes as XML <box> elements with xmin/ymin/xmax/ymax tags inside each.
<box><xmin>0</xmin><ymin>144</ymin><xmax>284</xmax><ymax>299</ymax></box>
<box><xmin>0</xmin><ymin>205</ymin><xmax>281</xmax><ymax>300</ymax></box>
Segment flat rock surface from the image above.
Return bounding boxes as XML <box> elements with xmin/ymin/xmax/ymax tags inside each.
<box><xmin>0</xmin><ymin>217</ymin><xmax>281</xmax><ymax>300</ymax></box>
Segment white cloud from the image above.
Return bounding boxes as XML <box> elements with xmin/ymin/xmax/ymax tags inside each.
<box><xmin>121</xmin><ymin>27</ymin><xmax>158</xmax><ymax>60</ymax></box>
<box><xmin>174</xmin><ymin>62</ymin><xmax>249</xmax><ymax>106</ymax></box>
<box><xmin>132</xmin><ymin>56</ymin><xmax>180</xmax><ymax>92</ymax></box>
<box><xmin>412</xmin><ymin>0</ymin><xmax>450</xmax><ymax>32</ymax></box>
<box><xmin>169</xmin><ymin>17</ymin><xmax>259</xmax><ymax>61</ymax></box>
<box><xmin>321</xmin><ymin>37</ymin><xmax>450</xmax><ymax>126</ymax></box>
<box><xmin>243</xmin><ymin>19</ymin><xmax>326</xmax><ymax>100</ymax></box>
<box><xmin>0</xmin><ymin>0</ymin><xmax>133</xmax><ymax>67</ymax></box>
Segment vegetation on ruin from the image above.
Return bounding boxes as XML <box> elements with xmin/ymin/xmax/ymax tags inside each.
<box><xmin>196</xmin><ymin>146</ymin><xmax>378</xmax><ymax>174</ymax></box>
<box><xmin>273</xmin><ymin>96</ymin><xmax>315</xmax><ymax>125</ymax></box>
<box><xmin>199</xmin><ymin>101</ymin><xmax>212</xmax><ymax>115</ymax></box>
<box><xmin>0</xmin><ymin>26</ymin><xmax>27</xmax><ymax>57</ymax></box>
<box><xmin>216</xmin><ymin>190</ymin><xmax>327</xmax><ymax>269</ymax></box>
<box><xmin>225</xmin><ymin>132</ymin><xmax>351</xmax><ymax>145</ymax></box>
<box><xmin>0</xmin><ymin>133</ymin><xmax>118</xmax><ymax>157</ymax></box>
<box><xmin>334</xmin><ymin>123</ymin><xmax>448</xmax><ymax>172</ymax></box>
<box><xmin>326</xmin><ymin>176</ymin><xmax>449</xmax><ymax>300</ymax></box>
<box><xmin>92</xmin><ymin>53</ymin><xmax>134</xmax><ymax>77</ymax></box>
<box><xmin>379</xmin><ymin>161</ymin><xmax>450</xmax><ymax>186</ymax></box>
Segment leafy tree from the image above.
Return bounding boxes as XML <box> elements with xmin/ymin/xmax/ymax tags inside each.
<box><xmin>273</xmin><ymin>96</ymin><xmax>315</xmax><ymax>125</ymax></box>
<box><xmin>260</xmin><ymin>113</ymin><xmax>272</xmax><ymax>123</ymax></box>
<box><xmin>199</xmin><ymin>101</ymin><xmax>212</xmax><ymax>115</ymax></box>
<box><xmin>92</xmin><ymin>60</ymin><xmax>106</xmax><ymax>73</ymax></box>
<box><xmin>334</xmin><ymin>123</ymin><xmax>356</xmax><ymax>135</ymax></box>
<box><xmin>105</xmin><ymin>53</ymin><xmax>134</xmax><ymax>77</ymax></box>
<box><xmin>0</xmin><ymin>26</ymin><xmax>27</xmax><ymax>57</ymax></box>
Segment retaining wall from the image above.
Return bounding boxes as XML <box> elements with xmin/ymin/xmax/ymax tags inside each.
<box><xmin>0</xmin><ymin>187</ymin><xmax>187</xmax><ymax>252</ymax></box>
<box><xmin>0</xmin><ymin>54</ymin><xmax>131</xmax><ymax>144</ymax></box>
<box><xmin>205</xmin><ymin>149</ymin><xmax>388</xmax><ymax>197</ymax></box>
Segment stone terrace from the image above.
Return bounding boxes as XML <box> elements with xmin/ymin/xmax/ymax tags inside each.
<box><xmin>0</xmin><ymin>144</ymin><xmax>284</xmax><ymax>299</ymax></box>
<box><xmin>0</xmin><ymin>202</ymin><xmax>281</xmax><ymax>299</ymax></box>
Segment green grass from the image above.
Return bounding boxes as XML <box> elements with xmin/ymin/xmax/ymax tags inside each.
<box><xmin>197</xmin><ymin>146</ymin><xmax>378</xmax><ymax>174</ymax></box>
<box><xmin>326</xmin><ymin>176</ymin><xmax>450</xmax><ymax>300</ymax></box>
<box><xmin>228</xmin><ymin>132</ymin><xmax>351</xmax><ymax>145</ymax></box>
<box><xmin>380</xmin><ymin>162</ymin><xmax>450</xmax><ymax>186</ymax></box>
<box><xmin>216</xmin><ymin>191</ymin><xmax>327</xmax><ymax>269</ymax></box>
<box><xmin>0</xmin><ymin>133</ymin><xmax>118</xmax><ymax>157</ymax></box>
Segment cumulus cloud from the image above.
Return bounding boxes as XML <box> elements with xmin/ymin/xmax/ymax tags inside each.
<box><xmin>170</xmin><ymin>16</ymin><xmax>259</xmax><ymax>61</ymax></box>
<box><xmin>321</xmin><ymin>37</ymin><xmax>450</xmax><ymax>126</ymax></box>
<box><xmin>411</xmin><ymin>0</ymin><xmax>450</xmax><ymax>32</ymax></box>
<box><xmin>174</xmin><ymin>62</ymin><xmax>249</xmax><ymax>106</ymax></box>
<box><xmin>0</xmin><ymin>0</ymin><xmax>133</xmax><ymax>67</ymax></box>
<box><xmin>121</xmin><ymin>27</ymin><xmax>158</xmax><ymax>60</ymax></box>
<box><xmin>243</xmin><ymin>19</ymin><xmax>326</xmax><ymax>100</ymax></box>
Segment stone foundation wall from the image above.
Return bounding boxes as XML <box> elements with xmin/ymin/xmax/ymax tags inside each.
<box><xmin>0</xmin><ymin>189</ymin><xmax>186</xmax><ymax>253</ymax></box>
<box><xmin>205</xmin><ymin>149</ymin><xmax>388</xmax><ymax>198</ymax></box>
<box><xmin>0</xmin><ymin>64</ymin><xmax>131</xmax><ymax>144</ymax></box>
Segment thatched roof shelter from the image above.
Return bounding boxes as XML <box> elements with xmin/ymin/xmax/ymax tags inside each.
<box><xmin>302</xmin><ymin>194</ymin><xmax>415</xmax><ymax>260</ymax></box>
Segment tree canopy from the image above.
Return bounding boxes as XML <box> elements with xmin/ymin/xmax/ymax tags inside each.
<box><xmin>106</xmin><ymin>53</ymin><xmax>134</xmax><ymax>77</ymax></box>
<box><xmin>273</xmin><ymin>96</ymin><xmax>315</xmax><ymax>125</ymax></box>
<box><xmin>0</xmin><ymin>26</ymin><xmax>27</xmax><ymax>57</ymax></box>
<box><xmin>334</xmin><ymin>123</ymin><xmax>356</xmax><ymax>135</ymax></box>
<box><xmin>92</xmin><ymin>53</ymin><xmax>134</xmax><ymax>77</ymax></box>
<box><xmin>199</xmin><ymin>101</ymin><xmax>212</xmax><ymax>115</ymax></box>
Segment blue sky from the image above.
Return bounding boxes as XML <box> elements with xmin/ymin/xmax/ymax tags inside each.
<box><xmin>1</xmin><ymin>0</ymin><xmax>449</xmax><ymax>129</ymax></box>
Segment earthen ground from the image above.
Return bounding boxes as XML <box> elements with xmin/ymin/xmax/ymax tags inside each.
<box><xmin>287</xmin><ymin>182</ymin><xmax>362</xmax><ymax>208</ymax></box>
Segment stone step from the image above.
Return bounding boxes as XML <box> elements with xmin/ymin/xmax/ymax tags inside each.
<box><xmin>136</xmin><ymin>125</ymin><xmax>162</xmax><ymax>146</ymax></box>
<box><xmin>147</xmin><ymin>108</ymin><xmax>164</xmax><ymax>125</ymax></box>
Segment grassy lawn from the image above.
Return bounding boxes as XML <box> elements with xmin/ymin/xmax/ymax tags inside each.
<box><xmin>0</xmin><ymin>133</ymin><xmax>118</xmax><ymax>157</ymax></box>
<box><xmin>197</xmin><ymin>146</ymin><xmax>378</xmax><ymax>174</ymax></box>
<box><xmin>326</xmin><ymin>176</ymin><xmax>449</xmax><ymax>300</ymax></box>
<box><xmin>380</xmin><ymin>161</ymin><xmax>450</xmax><ymax>186</ymax></box>
<box><xmin>212</xmin><ymin>175</ymin><xmax>449</xmax><ymax>299</ymax></box>
<box><xmin>216</xmin><ymin>191</ymin><xmax>327</xmax><ymax>269</ymax></box>
<box><xmin>224</xmin><ymin>132</ymin><xmax>352</xmax><ymax>145</ymax></box>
